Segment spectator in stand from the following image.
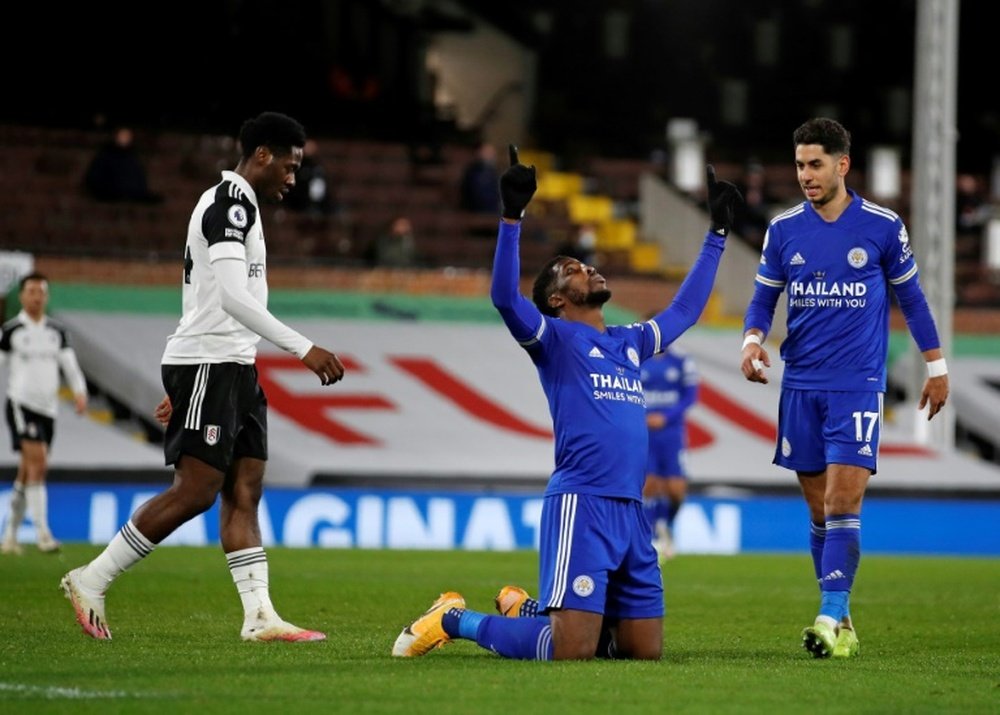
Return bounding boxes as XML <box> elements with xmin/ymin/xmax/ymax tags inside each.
<box><xmin>83</xmin><ymin>126</ymin><xmax>162</xmax><ymax>203</ymax></box>
<box><xmin>556</xmin><ymin>223</ymin><xmax>599</xmax><ymax>267</ymax></box>
<box><xmin>367</xmin><ymin>216</ymin><xmax>418</xmax><ymax>268</ymax></box>
<box><xmin>284</xmin><ymin>139</ymin><xmax>336</xmax><ymax>216</ymax></box>
<box><xmin>734</xmin><ymin>160</ymin><xmax>774</xmax><ymax>249</ymax></box>
<box><xmin>955</xmin><ymin>173</ymin><xmax>991</xmax><ymax>263</ymax></box>
<box><xmin>460</xmin><ymin>141</ymin><xmax>501</xmax><ymax>214</ymax></box>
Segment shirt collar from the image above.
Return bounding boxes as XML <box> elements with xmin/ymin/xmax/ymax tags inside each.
<box><xmin>221</xmin><ymin>170</ymin><xmax>258</xmax><ymax>206</ymax></box>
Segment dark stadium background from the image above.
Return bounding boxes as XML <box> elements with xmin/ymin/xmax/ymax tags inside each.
<box><xmin>4</xmin><ymin>0</ymin><xmax>993</xmax><ymax>173</ymax></box>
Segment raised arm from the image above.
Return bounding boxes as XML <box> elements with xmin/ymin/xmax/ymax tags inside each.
<box><xmin>649</xmin><ymin>166</ymin><xmax>741</xmax><ymax>348</ymax></box>
<box><xmin>490</xmin><ymin>145</ymin><xmax>544</xmax><ymax>343</ymax></box>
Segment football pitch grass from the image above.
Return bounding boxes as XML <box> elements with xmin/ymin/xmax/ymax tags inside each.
<box><xmin>1</xmin><ymin>546</ymin><xmax>997</xmax><ymax>714</ymax></box>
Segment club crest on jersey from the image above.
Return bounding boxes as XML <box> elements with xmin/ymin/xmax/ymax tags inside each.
<box><xmin>572</xmin><ymin>575</ymin><xmax>595</xmax><ymax>598</ymax></box>
<box><xmin>627</xmin><ymin>347</ymin><xmax>640</xmax><ymax>367</ymax></box>
<box><xmin>203</xmin><ymin>424</ymin><xmax>221</xmax><ymax>446</ymax></box>
<box><xmin>227</xmin><ymin>204</ymin><xmax>249</xmax><ymax>229</ymax></box>
<box><xmin>781</xmin><ymin>436</ymin><xmax>792</xmax><ymax>458</ymax></box>
<box><xmin>847</xmin><ymin>247</ymin><xmax>868</xmax><ymax>269</ymax></box>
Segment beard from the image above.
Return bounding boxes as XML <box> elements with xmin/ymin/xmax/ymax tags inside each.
<box><xmin>585</xmin><ymin>288</ymin><xmax>612</xmax><ymax>307</ymax></box>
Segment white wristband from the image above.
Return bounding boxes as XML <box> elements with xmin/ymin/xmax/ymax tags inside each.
<box><xmin>926</xmin><ymin>358</ymin><xmax>948</xmax><ymax>378</ymax></box>
<box><xmin>742</xmin><ymin>333</ymin><xmax>762</xmax><ymax>350</ymax></box>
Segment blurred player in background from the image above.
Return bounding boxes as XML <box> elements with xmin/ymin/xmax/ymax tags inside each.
<box><xmin>1</xmin><ymin>273</ymin><xmax>88</xmax><ymax>554</ymax></box>
<box><xmin>641</xmin><ymin>342</ymin><xmax>699</xmax><ymax>561</ymax></box>
<box><xmin>60</xmin><ymin>112</ymin><xmax>345</xmax><ymax>642</ymax></box>
<box><xmin>740</xmin><ymin>117</ymin><xmax>949</xmax><ymax>659</ymax></box>
<box><xmin>392</xmin><ymin>148</ymin><xmax>741</xmax><ymax>661</ymax></box>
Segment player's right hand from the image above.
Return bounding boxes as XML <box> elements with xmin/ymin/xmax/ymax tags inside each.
<box><xmin>741</xmin><ymin>344</ymin><xmax>771</xmax><ymax>384</ymax></box>
<box><xmin>153</xmin><ymin>395</ymin><xmax>172</xmax><ymax>425</ymax></box>
<box><xmin>303</xmin><ymin>346</ymin><xmax>345</xmax><ymax>386</ymax></box>
<box><xmin>499</xmin><ymin>144</ymin><xmax>537</xmax><ymax>220</ymax></box>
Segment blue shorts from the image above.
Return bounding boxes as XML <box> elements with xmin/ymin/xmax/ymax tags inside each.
<box><xmin>775</xmin><ymin>388</ymin><xmax>882</xmax><ymax>474</ymax></box>
<box><xmin>646</xmin><ymin>427</ymin><xmax>687</xmax><ymax>478</ymax></box>
<box><xmin>537</xmin><ymin>493</ymin><xmax>664</xmax><ymax>619</ymax></box>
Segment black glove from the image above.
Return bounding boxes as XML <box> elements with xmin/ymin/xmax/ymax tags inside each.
<box><xmin>706</xmin><ymin>164</ymin><xmax>743</xmax><ymax>237</ymax></box>
<box><xmin>499</xmin><ymin>144</ymin><xmax>537</xmax><ymax>220</ymax></box>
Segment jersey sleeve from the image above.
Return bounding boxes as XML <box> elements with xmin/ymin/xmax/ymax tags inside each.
<box><xmin>490</xmin><ymin>221</ymin><xmax>547</xmax><ymax>350</ymax></box>
<box><xmin>57</xmin><ymin>347</ymin><xmax>88</xmax><ymax>397</ymax></box>
<box><xmin>202</xmin><ymin>183</ymin><xmax>258</xmax><ymax>262</ymax></box>
<box><xmin>878</xmin><ymin>218</ymin><xmax>940</xmax><ymax>350</ymax></box>
<box><xmin>881</xmin><ymin>218</ymin><xmax>919</xmax><ymax>287</ymax></box>
<box><xmin>214</xmin><ymin>258</ymin><xmax>313</xmax><ymax>358</ymax></box>
<box><xmin>644</xmin><ymin>232</ymin><xmax>726</xmax><ymax>357</ymax></box>
<box><xmin>744</xmin><ymin>223</ymin><xmax>785</xmax><ymax>335</ymax></box>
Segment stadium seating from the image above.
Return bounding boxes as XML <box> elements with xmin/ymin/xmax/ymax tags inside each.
<box><xmin>2</xmin><ymin>124</ymin><xmax>997</xmax><ymax>307</ymax></box>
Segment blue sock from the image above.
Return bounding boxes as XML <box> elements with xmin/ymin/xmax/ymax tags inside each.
<box><xmin>819</xmin><ymin>513</ymin><xmax>861</xmax><ymax>621</ymax></box>
<box><xmin>809</xmin><ymin>521</ymin><xmax>827</xmax><ymax>586</ymax></box>
<box><xmin>441</xmin><ymin>607</ymin><xmax>485</xmax><ymax>640</ymax></box>
<box><xmin>654</xmin><ymin>498</ymin><xmax>669</xmax><ymax>526</ymax></box>
<box><xmin>819</xmin><ymin>590</ymin><xmax>850</xmax><ymax>622</ymax></box>
<box><xmin>475</xmin><ymin>615</ymin><xmax>553</xmax><ymax>660</ymax></box>
<box><xmin>665</xmin><ymin>500</ymin><xmax>681</xmax><ymax>530</ymax></box>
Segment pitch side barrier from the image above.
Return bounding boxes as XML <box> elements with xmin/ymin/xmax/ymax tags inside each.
<box><xmin>2</xmin><ymin>483</ymin><xmax>998</xmax><ymax>557</ymax></box>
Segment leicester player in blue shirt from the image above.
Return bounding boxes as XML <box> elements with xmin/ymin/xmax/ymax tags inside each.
<box><xmin>641</xmin><ymin>344</ymin><xmax>699</xmax><ymax>561</ymax></box>
<box><xmin>393</xmin><ymin>147</ymin><xmax>742</xmax><ymax>660</ymax></box>
<box><xmin>740</xmin><ymin>118</ymin><xmax>949</xmax><ymax>659</ymax></box>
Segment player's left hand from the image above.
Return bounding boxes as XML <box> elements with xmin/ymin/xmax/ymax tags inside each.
<box><xmin>707</xmin><ymin>165</ymin><xmax>743</xmax><ymax>237</ymax></box>
<box><xmin>499</xmin><ymin>144</ymin><xmax>537</xmax><ymax>221</ymax></box>
<box><xmin>919</xmin><ymin>375</ymin><xmax>949</xmax><ymax>420</ymax></box>
<box><xmin>153</xmin><ymin>395</ymin><xmax>172</xmax><ymax>425</ymax></box>
<box><xmin>74</xmin><ymin>394</ymin><xmax>88</xmax><ymax>415</ymax></box>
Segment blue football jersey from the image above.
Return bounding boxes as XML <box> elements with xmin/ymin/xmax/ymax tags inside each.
<box><xmin>528</xmin><ymin>318</ymin><xmax>658</xmax><ymax>500</ymax></box>
<box><xmin>640</xmin><ymin>346</ymin><xmax>698</xmax><ymax>432</ymax></box>
<box><xmin>754</xmin><ymin>190</ymin><xmax>918</xmax><ymax>391</ymax></box>
<box><xmin>491</xmin><ymin>221</ymin><xmax>725</xmax><ymax>502</ymax></box>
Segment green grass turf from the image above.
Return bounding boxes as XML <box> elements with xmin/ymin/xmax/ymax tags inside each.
<box><xmin>1</xmin><ymin>546</ymin><xmax>997</xmax><ymax>714</ymax></box>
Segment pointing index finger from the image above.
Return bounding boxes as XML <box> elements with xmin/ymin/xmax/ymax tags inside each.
<box><xmin>508</xmin><ymin>144</ymin><xmax>519</xmax><ymax>167</ymax></box>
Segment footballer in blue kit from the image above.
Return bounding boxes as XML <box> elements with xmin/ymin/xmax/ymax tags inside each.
<box><xmin>641</xmin><ymin>345</ymin><xmax>699</xmax><ymax>560</ymax></box>
<box><xmin>392</xmin><ymin>147</ymin><xmax>743</xmax><ymax>661</ymax></box>
<box><xmin>740</xmin><ymin>118</ymin><xmax>949</xmax><ymax>659</ymax></box>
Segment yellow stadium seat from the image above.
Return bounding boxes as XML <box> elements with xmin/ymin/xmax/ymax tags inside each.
<box><xmin>517</xmin><ymin>149</ymin><xmax>555</xmax><ymax>174</ymax></box>
<box><xmin>567</xmin><ymin>194</ymin><xmax>614</xmax><ymax>224</ymax></box>
<box><xmin>534</xmin><ymin>171</ymin><xmax>584</xmax><ymax>201</ymax></box>
<box><xmin>629</xmin><ymin>242</ymin><xmax>661</xmax><ymax>273</ymax></box>
<box><xmin>596</xmin><ymin>219</ymin><xmax>636</xmax><ymax>250</ymax></box>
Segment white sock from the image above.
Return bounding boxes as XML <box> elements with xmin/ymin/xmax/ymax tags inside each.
<box><xmin>227</xmin><ymin>547</ymin><xmax>276</xmax><ymax>621</ymax></box>
<box><xmin>815</xmin><ymin>615</ymin><xmax>838</xmax><ymax>631</ymax></box>
<box><xmin>3</xmin><ymin>482</ymin><xmax>26</xmax><ymax>540</ymax></box>
<box><xmin>81</xmin><ymin>520</ymin><xmax>156</xmax><ymax>592</ymax></box>
<box><xmin>24</xmin><ymin>483</ymin><xmax>51</xmax><ymax>538</ymax></box>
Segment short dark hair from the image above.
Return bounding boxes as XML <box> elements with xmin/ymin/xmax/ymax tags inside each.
<box><xmin>793</xmin><ymin>117</ymin><xmax>851</xmax><ymax>156</ymax></box>
<box><xmin>532</xmin><ymin>256</ymin><xmax>568</xmax><ymax>317</ymax></box>
<box><xmin>239</xmin><ymin>112</ymin><xmax>307</xmax><ymax>159</ymax></box>
<box><xmin>19</xmin><ymin>272</ymin><xmax>47</xmax><ymax>291</ymax></box>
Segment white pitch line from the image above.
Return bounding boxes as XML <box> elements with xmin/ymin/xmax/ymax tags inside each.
<box><xmin>0</xmin><ymin>682</ymin><xmax>149</xmax><ymax>699</ymax></box>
